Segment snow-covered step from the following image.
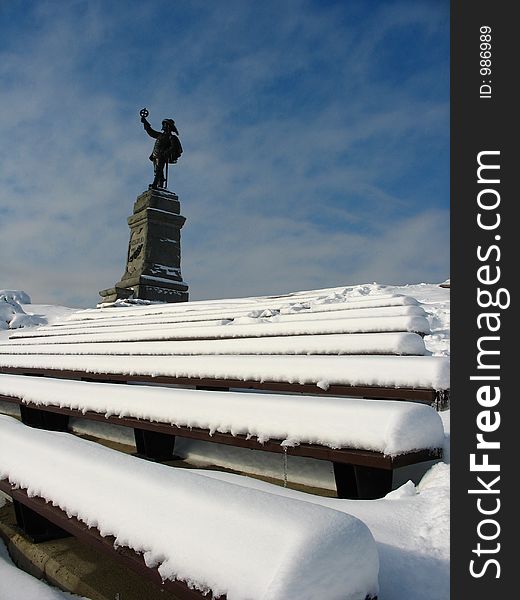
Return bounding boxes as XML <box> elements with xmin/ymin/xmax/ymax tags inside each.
<box><xmin>7</xmin><ymin>314</ymin><xmax>431</xmax><ymax>344</ymax></box>
<box><xmin>0</xmin><ymin>415</ymin><xmax>379</xmax><ymax>600</ymax></box>
<box><xmin>0</xmin><ymin>354</ymin><xmax>450</xmax><ymax>392</ymax></box>
<box><xmin>0</xmin><ymin>374</ymin><xmax>444</xmax><ymax>456</ymax></box>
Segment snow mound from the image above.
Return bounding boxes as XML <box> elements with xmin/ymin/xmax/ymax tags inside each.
<box><xmin>0</xmin><ymin>416</ymin><xmax>379</xmax><ymax>600</ymax></box>
<box><xmin>0</xmin><ymin>292</ymin><xmax>44</xmax><ymax>331</ymax></box>
<box><xmin>0</xmin><ymin>290</ymin><xmax>31</xmax><ymax>304</ymax></box>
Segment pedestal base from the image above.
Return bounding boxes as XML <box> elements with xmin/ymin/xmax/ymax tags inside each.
<box><xmin>99</xmin><ymin>189</ymin><xmax>189</xmax><ymax>304</ymax></box>
<box><xmin>99</xmin><ymin>280</ymin><xmax>188</xmax><ymax>304</ymax></box>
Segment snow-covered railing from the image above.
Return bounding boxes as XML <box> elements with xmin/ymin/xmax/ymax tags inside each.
<box><xmin>0</xmin><ymin>415</ymin><xmax>379</xmax><ymax>600</ymax></box>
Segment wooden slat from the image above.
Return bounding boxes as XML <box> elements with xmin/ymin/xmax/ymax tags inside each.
<box><xmin>0</xmin><ymin>480</ymin><xmax>218</xmax><ymax>600</ymax></box>
<box><xmin>0</xmin><ymin>366</ymin><xmax>438</xmax><ymax>404</ymax></box>
<box><xmin>0</xmin><ymin>332</ymin><xmax>428</xmax><ymax>357</ymax></box>
<box><xmin>0</xmin><ymin>395</ymin><xmax>442</xmax><ymax>468</ymax></box>
<box><xmin>6</xmin><ymin>314</ymin><xmax>430</xmax><ymax>344</ymax></box>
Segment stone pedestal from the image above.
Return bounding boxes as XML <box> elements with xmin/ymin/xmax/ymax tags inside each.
<box><xmin>99</xmin><ymin>189</ymin><xmax>189</xmax><ymax>304</ymax></box>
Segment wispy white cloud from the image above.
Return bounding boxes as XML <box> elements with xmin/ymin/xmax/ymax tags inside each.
<box><xmin>0</xmin><ymin>0</ymin><xmax>449</xmax><ymax>306</ymax></box>
<box><xmin>184</xmin><ymin>207</ymin><xmax>449</xmax><ymax>300</ymax></box>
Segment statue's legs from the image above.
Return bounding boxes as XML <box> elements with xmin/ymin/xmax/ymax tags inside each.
<box><xmin>151</xmin><ymin>158</ymin><xmax>166</xmax><ymax>189</ymax></box>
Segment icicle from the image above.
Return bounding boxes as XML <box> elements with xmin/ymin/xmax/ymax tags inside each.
<box><xmin>283</xmin><ymin>445</ymin><xmax>288</xmax><ymax>488</ymax></box>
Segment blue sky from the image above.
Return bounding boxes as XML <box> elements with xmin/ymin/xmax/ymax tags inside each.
<box><xmin>0</xmin><ymin>0</ymin><xmax>449</xmax><ymax>307</ymax></box>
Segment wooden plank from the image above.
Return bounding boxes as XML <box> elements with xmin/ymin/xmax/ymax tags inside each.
<box><xmin>0</xmin><ymin>480</ymin><xmax>219</xmax><ymax>600</ymax></box>
<box><xmin>0</xmin><ymin>395</ymin><xmax>442</xmax><ymax>469</ymax></box>
<box><xmin>0</xmin><ymin>366</ymin><xmax>438</xmax><ymax>404</ymax></box>
<box><xmin>0</xmin><ymin>332</ymin><xmax>428</xmax><ymax>357</ymax></box>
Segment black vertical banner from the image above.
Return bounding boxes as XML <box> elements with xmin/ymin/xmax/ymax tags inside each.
<box><xmin>451</xmin><ymin>1</ymin><xmax>516</xmax><ymax>598</ymax></box>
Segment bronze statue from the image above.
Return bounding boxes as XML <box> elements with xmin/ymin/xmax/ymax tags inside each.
<box><xmin>140</xmin><ymin>108</ymin><xmax>183</xmax><ymax>189</ymax></box>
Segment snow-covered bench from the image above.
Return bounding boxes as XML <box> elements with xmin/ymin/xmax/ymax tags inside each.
<box><xmin>0</xmin><ymin>292</ymin><xmax>449</xmax><ymax>406</ymax></box>
<box><xmin>0</xmin><ymin>290</ymin><xmax>447</xmax><ymax>499</ymax></box>
<box><xmin>0</xmin><ymin>373</ymin><xmax>444</xmax><ymax>499</ymax></box>
<box><xmin>0</xmin><ymin>415</ymin><xmax>379</xmax><ymax>600</ymax></box>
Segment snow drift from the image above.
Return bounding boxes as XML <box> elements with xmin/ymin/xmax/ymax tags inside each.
<box><xmin>0</xmin><ymin>291</ymin><xmax>43</xmax><ymax>331</ymax></box>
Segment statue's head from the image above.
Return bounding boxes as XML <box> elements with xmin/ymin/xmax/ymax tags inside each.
<box><xmin>162</xmin><ymin>119</ymin><xmax>176</xmax><ymax>133</ymax></box>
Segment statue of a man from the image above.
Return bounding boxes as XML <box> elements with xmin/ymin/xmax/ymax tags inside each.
<box><xmin>140</xmin><ymin>110</ymin><xmax>183</xmax><ymax>189</ymax></box>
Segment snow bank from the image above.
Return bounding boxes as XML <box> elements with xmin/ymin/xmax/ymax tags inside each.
<box><xmin>0</xmin><ymin>290</ymin><xmax>31</xmax><ymax>304</ymax></box>
<box><xmin>376</xmin><ymin>284</ymin><xmax>450</xmax><ymax>358</ymax></box>
<box><xmin>0</xmin><ymin>416</ymin><xmax>379</xmax><ymax>600</ymax></box>
<box><xmin>0</xmin><ymin>291</ymin><xmax>43</xmax><ymax>331</ymax></box>
<box><xmin>0</xmin><ymin>354</ymin><xmax>450</xmax><ymax>390</ymax></box>
<box><xmin>0</xmin><ymin>374</ymin><xmax>445</xmax><ymax>454</ymax></box>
